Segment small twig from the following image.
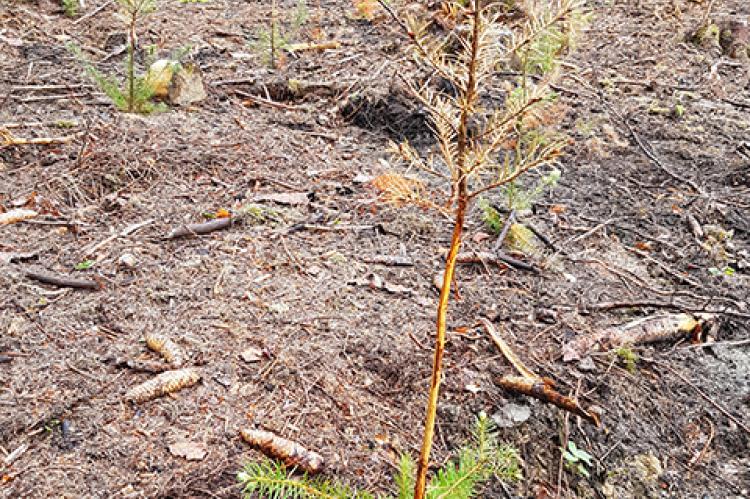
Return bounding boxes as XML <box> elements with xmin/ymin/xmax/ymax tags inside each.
<box><xmin>526</xmin><ymin>222</ymin><xmax>557</xmax><ymax>252</ymax></box>
<box><xmin>25</xmin><ymin>270</ymin><xmax>100</xmax><ymax>290</ymax></box>
<box><xmin>73</xmin><ymin>0</ymin><xmax>114</xmax><ymax>25</ymax></box>
<box><xmin>622</xmin><ymin>115</ymin><xmax>704</xmax><ymax>195</ymax></box>
<box><xmin>587</xmin><ymin>300</ymin><xmax>750</xmax><ymax>319</ymax></box>
<box><xmin>376</xmin><ymin>0</ymin><xmax>410</xmax><ymax>35</ymax></box>
<box><xmin>232</xmin><ymin>89</ymin><xmax>300</xmax><ymax>111</ymax></box>
<box><xmin>361</xmin><ymin>255</ymin><xmax>414</xmax><ymax>266</ymax></box>
<box><xmin>492</xmin><ymin>206</ymin><xmax>516</xmax><ymax>253</ymax></box>
<box><xmin>17</xmin><ymin>93</ymin><xmax>91</xmax><ymax>103</ymax></box>
<box><xmin>688</xmin><ymin>418</ymin><xmax>715</xmax><ymax>468</ymax></box>
<box><xmin>166</xmin><ymin>217</ymin><xmax>233</xmax><ymax>239</ymax></box>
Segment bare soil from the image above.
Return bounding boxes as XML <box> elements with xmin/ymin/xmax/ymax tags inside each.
<box><xmin>1</xmin><ymin>1</ymin><xmax>749</xmax><ymax>498</ymax></box>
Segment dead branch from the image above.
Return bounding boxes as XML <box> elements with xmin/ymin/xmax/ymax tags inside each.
<box><xmin>166</xmin><ymin>217</ymin><xmax>233</xmax><ymax>239</ymax></box>
<box><xmin>563</xmin><ymin>313</ymin><xmax>714</xmax><ymax>361</ymax></box>
<box><xmin>25</xmin><ymin>269</ymin><xmax>100</xmax><ymax>290</ymax></box>
<box><xmin>498</xmin><ymin>375</ymin><xmax>601</xmax><ymax>426</ymax></box>
<box><xmin>1</xmin><ymin>127</ymin><xmax>81</xmax><ymax>147</ymax></box>
<box><xmin>239</xmin><ymin>429</ymin><xmax>324</xmax><ymax>474</ymax></box>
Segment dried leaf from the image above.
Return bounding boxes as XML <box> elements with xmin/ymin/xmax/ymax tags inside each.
<box><xmin>0</xmin><ymin>208</ymin><xmax>38</xmax><ymax>225</ymax></box>
<box><xmin>215</xmin><ymin>208</ymin><xmax>231</xmax><ymax>219</ymax></box>
<box><xmin>144</xmin><ymin>333</ymin><xmax>184</xmax><ymax>366</ymax></box>
<box><xmin>240</xmin><ymin>428</ymin><xmax>324</xmax><ymax>474</ymax></box>
<box><xmin>168</xmin><ymin>440</ymin><xmax>207</xmax><ymax>461</ymax></box>
<box><xmin>125</xmin><ymin>368</ymin><xmax>201</xmax><ymax>403</ymax></box>
<box><xmin>240</xmin><ymin>347</ymin><xmax>264</xmax><ymax>363</ymax></box>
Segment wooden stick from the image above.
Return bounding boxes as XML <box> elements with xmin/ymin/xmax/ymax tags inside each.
<box><xmin>25</xmin><ymin>270</ymin><xmax>100</xmax><ymax>290</ymax></box>
<box><xmin>166</xmin><ymin>217</ymin><xmax>232</xmax><ymax>239</ymax></box>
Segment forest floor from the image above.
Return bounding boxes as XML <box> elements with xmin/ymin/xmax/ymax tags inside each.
<box><xmin>1</xmin><ymin>0</ymin><xmax>749</xmax><ymax>497</ymax></box>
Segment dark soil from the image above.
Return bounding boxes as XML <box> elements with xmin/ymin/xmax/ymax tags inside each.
<box><xmin>1</xmin><ymin>1</ymin><xmax>749</xmax><ymax>498</ymax></box>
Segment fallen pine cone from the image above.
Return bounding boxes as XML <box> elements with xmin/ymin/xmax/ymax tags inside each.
<box><xmin>144</xmin><ymin>333</ymin><xmax>184</xmax><ymax>366</ymax></box>
<box><xmin>125</xmin><ymin>368</ymin><xmax>201</xmax><ymax>403</ymax></box>
<box><xmin>240</xmin><ymin>428</ymin><xmax>324</xmax><ymax>474</ymax></box>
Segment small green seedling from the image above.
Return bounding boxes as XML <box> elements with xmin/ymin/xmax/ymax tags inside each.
<box><xmin>708</xmin><ymin>266</ymin><xmax>735</xmax><ymax>278</ymax></box>
<box><xmin>563</xmin><ymin>440</ymin><xmax>593</xmax><ymax>478</ymax></box>
<box><xmin>252</xmin><ymin>0</ymin><xmax>308</xmax><ymax>68</ymax></box>
<box><xmin>74</xmin><ymin>259</ymin><xmax>95</xmax><ymax>270</ymax></box>
<box><xmin>62</xmin><ymin>0</ymin><xmax>79</xmax><ymax>17</ymax></box>
<box><xmin>614</xmin><ymin>346</ymin><xmax>638</xmax><ymax>373</ymax></box>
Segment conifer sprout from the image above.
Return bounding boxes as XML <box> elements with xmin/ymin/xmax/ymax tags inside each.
<box><xmin>376</xmin><ymin>1</ymin><xmax>586</xmax><ymax>497</ymax></box>
<box><xmin>68</xmin><ymin>0</ymin><xmax>161</xmax><ymax>113</ymax></box>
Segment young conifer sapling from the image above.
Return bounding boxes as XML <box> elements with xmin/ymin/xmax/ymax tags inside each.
<box><xmin>375</xmin><ymin>1</ymin><xmax>585</xmax><ymax>496</ymax></box>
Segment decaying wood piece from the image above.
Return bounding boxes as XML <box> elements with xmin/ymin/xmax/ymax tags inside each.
<box><xmin>0</xmin><ymin>208</ymin><xmax>38</xmax><ymax>225</ymax></box>
<box><xmin>286</xmin><ymin>40</ymin><xmax>341</xmax><ymax>52</ymax></box>
<box><xmin>1</xmin><ymin>127</ymin><xmax>81</xmax><ymax>148</ymax></box>
<box><xmin>144</xmin><ymin>333</ymin><xmax>184</xmax><ymax>367</ymax></box>
<box><xmin>239</xmin><ymin>429</ymin><xmax>324</xmax><ymax>474</ymax></box>
<box><xmin>25</xmin><ymin>269</ymin><xmax>100</xmax><ymax>290</ymax></box>
<box><xmin>166</xmin><ymin>217</ymin><xmax>232</xmax><ymax>239</ymax></box>
<box><xmin>497</xmin><ymin>376</ymin><xmax>601</xmax><ymax>426</ymax></box>
<box><xmin>125</xmin><ymin>368</ymin><xmax>201</xmax><ymax>403</ymax></box>
<box><xmin>563</xmin><ymin>313</ymin><xmax>714</xmax><ymax>362</ymax></box>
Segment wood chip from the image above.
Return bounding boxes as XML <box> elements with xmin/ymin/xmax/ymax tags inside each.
<box><xmin>0</xmin><ymin>208</ymin><xmax>38</xmax><ymax>225</ymax></box>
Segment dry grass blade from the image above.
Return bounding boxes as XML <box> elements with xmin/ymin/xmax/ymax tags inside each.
<box><xmin>480</xmin><ymin>318</ymin><xmax>539</xmax><ymax>380</ymax></box>
<box><xmin>239</xmin><ymin>428</ymin><xmax>324</xmax><ymax>474</ymax></box>
<box><xmin>125</xmin><ymin>368</ymin><xmax>201</xmax><ymax>403</ymax></box>
<box><xmin>144</xmin><ymin>333</ymin><xmax>184</xmax><ymax>366</ymax></box>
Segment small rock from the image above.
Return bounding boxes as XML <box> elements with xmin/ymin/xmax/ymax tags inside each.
<box><xmin>240</xmin><ymin>347</ymin><xmax>263</xmax><ymax>363</ymax></box>
<box><xmin>168</xmin><ymin>63</ymin><xmax>207</xmax><ymax>106</ymax></box>
<box><xmin>577</xmin><ymin>356</ymin><xmax>597</xmax><ymax>372</ymax></box>
<box><xmin>145</xmin><ymin>59</ymin><xmax>178</xmax><ymax>99</ymax></box>
<box><xmin>118</xmin><ymin>253</ymin><xmax>137</xmax><ymax>269</ymax></box>
<box><xmin>492</xmin><ymin>403</ymin><xmax>531</xmax><ymax>428</ymax></box>
<box><xmin>168</xmin><ymin>440</ymin><xmax>207</xmax><ymax>461</ymax></box>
